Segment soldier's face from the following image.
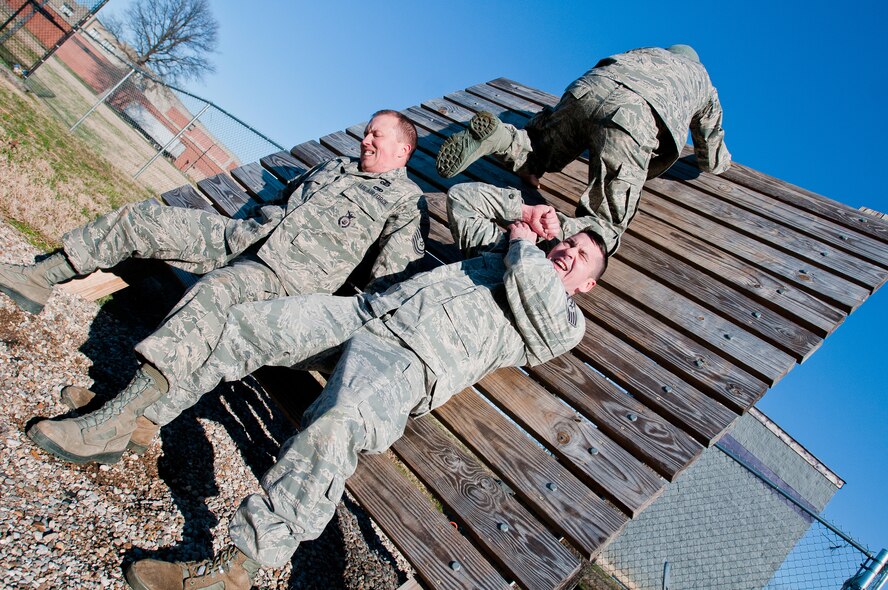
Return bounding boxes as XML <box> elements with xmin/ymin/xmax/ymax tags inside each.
<box><xmin>360</xmin><ymin>114</ymin><xmax>411</xmax><ymax>173</ymax></box>
<box><xmin>548</xmin><ymin>232</ymin><xmax>602</xmax><ymax>295</ymax></box>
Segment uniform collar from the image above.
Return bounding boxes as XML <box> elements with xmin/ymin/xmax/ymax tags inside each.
<box><xmin>343</xmin><ymin>157</ymin><xmax>407</xmax><ymax>181</ymax></box>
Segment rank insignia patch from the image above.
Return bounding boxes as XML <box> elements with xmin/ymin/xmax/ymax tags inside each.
<box><xmin>339</xmin><ymin>211</ymin><xmax>356</xmax><ymax>228</ymax></box>
<box><xmin>566</xmin><ymin>297</ymin><xmax>578</xmax><ymax>327</ymax></box>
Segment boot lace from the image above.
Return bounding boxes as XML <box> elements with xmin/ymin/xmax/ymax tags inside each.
<box><xmin>187</xmin><ymin>545</ymin><xmax>241</xmax><ymax>579</ymax></box>
<box><xmin>79</xmin><ymin>371</ymin><xmax>152</xmax><ymax>430</ymax></box>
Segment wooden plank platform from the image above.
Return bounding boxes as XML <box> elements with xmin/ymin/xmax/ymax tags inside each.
<box><xmin>79</xmin><ymin>79</ymin><xmax>888</xmax><ymax>589</ymax></box>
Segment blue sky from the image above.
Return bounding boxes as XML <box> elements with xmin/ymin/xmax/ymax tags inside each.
<box><xmin>103</xmin><ymin>0</ymin><xmax>887</xmax><ymax>554</ymax></box>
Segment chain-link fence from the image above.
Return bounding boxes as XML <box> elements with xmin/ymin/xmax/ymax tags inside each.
<box><xmin>3</xmin><ymin>13</ymin><xmax>284</xmax><ymax>195</ymax></box>
<box><xmin>0</xmin><ymin>0</ymin><xmax>106</xmax><ymax>75</ymax></box>
<box><xmin>592</xmin><ymin>430</ymin><xmax>884</xmax><ymax>590</ymax></box>
<box><xmin>765</xmin><ymin>523</ymin><xmax>880</xmax><ymax>589</ymax></box>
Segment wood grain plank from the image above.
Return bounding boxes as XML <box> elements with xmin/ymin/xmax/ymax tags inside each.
<box><xmin>435</xmin><ymin>388</ymin><xmax>628</xmax><ymax>558</ymax></box>
<box><xmin>616</xmin><ymin>235</ymin><xmax>822</xmax><ymax>363</ymax></box>
<box><xmin>291</xmin><ymin>139</ymin><xmax>337</xmax><ymax>168</ymax></box>
<box><xmin>58</xmin><ymin>270</ymin><xmax>128</xmax><ymax>300</ymax></box>
<box><xmin>260</xmin><ymin>150</ymin><xmax>307</xmax><ymax>183</ymax></box>
<box><xmin>528</xmin><ymin>354</ymin><xmax>704</xmax><ymax>481</ymax></box>
<box><xmin>475</xmin><ymin>368</ymin><xmax>666</xmax><ymax>516</ymax></box>
<box><xmin>577</xmin><ymin>286</ymin><xmax>767</xmax><ymax>412</ymax></box>
<box><xmin>573</xmin><ymin>320</ymin><xmax>738</xmax><ymax>446</ymax></box>
<box><xmin>394</xmin><ymin>416</ymin><xmax>583</xmax><ymax>590</ymax></box>
<box><xmin>628</xmin><ymin>211</ymin><xmax>845</xmax><ymax>337</ymax></box>
<box><xmin>658</xmin><ymin>162</ymin><xmax>888</xmax><ymax>288</ymax></box>
<box><xmin>160</xmin><ymin>184</ymin><xmax>216</xmax><ymax>212</ymax></box>
<box><xmin>486</xmin><ymin>78</ymin><xmax>560</xmax><ymax>108</ymax></box>
<box><xmin>231</xmin><ymin>161</ymin><xmax>286</xmax><ymax>203</ymax></box>
<box><xmin>196</xmin><ymin>173</ymin><xmax>257</xmax><ymax>219</ymax></box>
<box><xmin>602</xmin><ymin>257</ymin><xmax>796</xmax><ymax>385</ymax></box>
<box><xmin>670</xmin><ymin>157</ymin><xmax>888</xmax><ymax>271</ymax></box>
<box><xmin>718</xmin><ymin>159</ymin><xmax>888</xmax><ymax>245</ymax></box>
<box><xmin>641</xmin><ymin>190</ymin><xmax>869</xmax><ymax>313</ymax></box>
<box><xmin>348</xmin><ymin>453</ymin><xmax>512</xmax><ymax>590</ymax></box>
<box><xmin>320</xmin><ymin>130</ymin><xmax>361</xmax><ymax>158</ymax></box>
<box><xmin>465</xmin><ymin>83</ymin><xmax>545</xmax><ymax>115</ymax></box>
<box><xmin>441</xmin><ymin>91</ymin><xmax>533</xmax><ymax>129</ymax></box>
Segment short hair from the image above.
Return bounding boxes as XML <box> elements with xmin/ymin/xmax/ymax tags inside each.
<box><xmin>582</xmin><ymin>229</ymin><xmax>609</xmax><ymax>281</ymax></box>
<box><xmin>371</xmin><ymin>109</ymin><xmax>418</xmax><ymax>159</ymax></box>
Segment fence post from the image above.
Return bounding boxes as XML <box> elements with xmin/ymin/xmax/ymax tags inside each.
<box><xmin>843</xmin><ymin>549</ymin><xmax>888</xmax><ymax>590</ymax></box>
<box><xmin>70</xmin><ymin>66</ymin><xmax>137</xmax><ymax>132</ymax></box>
<box><xmin>0</xmin><ymin>0</ymin><xmax>49</xmax><ymax>45</ymax></box>
<box><xmin>134</xmin><ymin>103</ymin><xmax>211</xmax><ymax>179</ymax></box>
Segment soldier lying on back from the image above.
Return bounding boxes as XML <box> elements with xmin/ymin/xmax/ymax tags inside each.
<box><xmin>436</xmin><ymin>44</ymin><xmax>731</xmax><ymax>255</ymax></box>
<box><xmin>74</xmin><ymin>180</ymin><xmax>608</xmax><ymax>590</ymax></box>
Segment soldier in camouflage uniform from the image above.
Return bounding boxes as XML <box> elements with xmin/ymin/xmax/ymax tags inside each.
<box><xmin>436</xmin><ymin>44</ymin><xmax>732</xmax><ymax>254</ymax></box>
<box><xmin>121</xmin><ymin>181</ymin><xmax>608</xmax><ymax>589</ymax></box>
<box><xmin>21</xmin><ymin>110</ymin><xmax>429</xmax><ymax>465</ymax></box>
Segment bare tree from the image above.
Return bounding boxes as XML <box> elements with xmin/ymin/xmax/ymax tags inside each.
<box><xmin>105</xmin><ymin>0</ymin><xmax>219</xmax><ymax>83</ymax></box>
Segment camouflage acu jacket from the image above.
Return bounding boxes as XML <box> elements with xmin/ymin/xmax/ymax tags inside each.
<box><xmin>366</xmin><ymin>184</ymin><xmax>584</xmax><ymax>407</ymax></box>
<box><xmin>569</xmin><ymin>46</ymin><xmax>731</xmax><ymax>177</ymax></box>
<box><xmin>225</xmin><ymin>157</ymin><xmax>427</xmax><ymax>295</ymax></box>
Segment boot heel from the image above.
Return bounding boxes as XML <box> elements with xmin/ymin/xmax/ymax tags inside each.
<box><xmin>126</xmin><ymin>440</ymin><xmax>148</xmax><ymax>455</ymax></box>
<box><xmin>469</xmin><ymin>111</ymin><xmax>498</xmax><ymax>139</ymax></box>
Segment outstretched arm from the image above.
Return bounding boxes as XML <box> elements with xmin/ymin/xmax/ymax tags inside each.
<box><xmin>447</xmin><ymin>182</ymin><xmax>560</xmax><ymax>258</ymax></box>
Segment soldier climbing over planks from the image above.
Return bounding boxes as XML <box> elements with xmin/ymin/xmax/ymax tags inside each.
<box><xmin>436</xmin><ymin>44</ymin><xmax>732</xmax><ymax>255</ymax></box>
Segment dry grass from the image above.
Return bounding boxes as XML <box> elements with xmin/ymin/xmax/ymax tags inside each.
<box><xmin>0</xmin><ymin>72</ymin><xmax>155</xmax><ymax>250</ymax></box>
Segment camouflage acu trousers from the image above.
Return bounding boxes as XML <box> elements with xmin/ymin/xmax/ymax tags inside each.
<box><xmin>161</xmin><ymin>294</ymin><xmax>430</xmax><ymax>567</ymax></box>
<box><xmin>139</xmin><ymin>257</ymin><xmax>288</xmax><ymax>425</ymax></box>
<box><xmin>232</xmin><ymin>323</ymin><xmax>427</xmax><ymax>566</ymax></box>
<box><xmin>59</xmin><ymin>199</ymin><xmax>293</xmax><ymax>425</ymax></box>
<box><xmin>506</xmin><ymin>77</ymin><xmax>658</xmax><ymax>254</ymax></box>
<box><xmin>62</xmin><ymin>200</ymin><xmax>237</xmax><ymax>276</ymax></box>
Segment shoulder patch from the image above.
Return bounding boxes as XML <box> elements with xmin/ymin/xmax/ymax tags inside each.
<box><xmin>412</xmin><ymin>228</ymin><xmax>425</xmax><ymax>255</ymax></box>
<box><xmin>566</xmin><ymin>297</ymin><xmax>578</xmax><ymax>327</ymax></box>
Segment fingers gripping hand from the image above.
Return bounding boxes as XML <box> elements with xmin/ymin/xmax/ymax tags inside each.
<box><xmin>509</xmin><ymin>221</ymin><xmax>538</xmax><ymax>242</ymax></box>
<box><xmin>521</xmin><ymin>204</ymin><xmax>561</xmax><ymax>239</ymax></box>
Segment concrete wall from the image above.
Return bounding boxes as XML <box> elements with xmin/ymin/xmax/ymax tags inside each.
<box><xmin>596</xmin><ymin>411</ymin><xmax>841</xmax><ymax>590</ymax></box>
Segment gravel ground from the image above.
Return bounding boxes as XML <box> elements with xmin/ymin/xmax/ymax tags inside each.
<box><xmin>0</xmin><ymin>220</ymin><xmax>412</xmax><ymax>589</ymax></box>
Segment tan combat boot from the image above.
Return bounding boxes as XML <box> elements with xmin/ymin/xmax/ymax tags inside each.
<box><xmin>436</xmin><ymin>111</ymin><xmax>515</xmax><ymax>178</ymax></box>
<box><xmin>60</xmin><ymin>385</ymin><xmax>160</xmax><ymax>454</ymax></box>
<box><xmin>125</xmin><ymin>545</ymin><xmax>260</xmax><ymax>590</ymax></box>
<box><xmin>27</xmin><ymin>364</ymin><xmax>168</xmax><ymax>464</ymax></box>
<box><xmin>0</xmin><ymin>252</ymin><xmax>77</xmax><ymax>314</ymax></box>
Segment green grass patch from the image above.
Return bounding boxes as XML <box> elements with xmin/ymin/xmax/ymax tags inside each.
<box><xmin>6</xmin><ymin>218</ymin><xmax>58</xmax><ymax>251</ymax></box>
<box><xmin>0</xmin><ymin>80</ymin><xmax>153</xmax><ymax>206</ymax></box>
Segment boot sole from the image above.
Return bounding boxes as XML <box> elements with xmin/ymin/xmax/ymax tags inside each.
<box><xmin>435</xmin><ymin>111</ymin><xmax>499</xmax><ymax>178</ymax></box>
<box><xmin>123</xmin><ymin>565</ymin><xmax>150</xmax><ymax>590</ymax></box>
<box><xmin>0</xmin><ymin>285</ymin><xmax>45</xmax><ymax>314</ymax></box>
<box><xmin>27</xmin><ymin>425</ymin><xmax>124</xmax><ymax>465</ymax></box>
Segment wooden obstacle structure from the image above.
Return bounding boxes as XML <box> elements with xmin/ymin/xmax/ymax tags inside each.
<box><xmin>62</xmin><ymin>78</ymin><xmax>888</xmax><ymax>590</ymax></box>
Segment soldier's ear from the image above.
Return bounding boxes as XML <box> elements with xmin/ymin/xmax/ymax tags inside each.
<box><xmin>577</xmin><ymin>278</ymin><xmax>596</xmax><ymax>294</ymax></box>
